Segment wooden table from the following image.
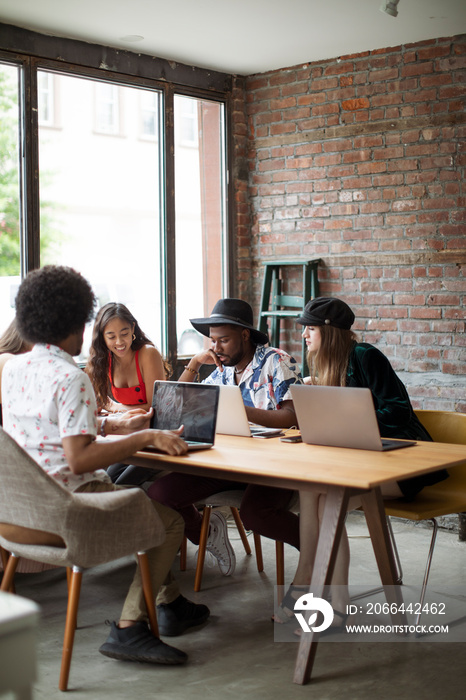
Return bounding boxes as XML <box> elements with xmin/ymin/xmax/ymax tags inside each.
<box><xmin>129</xmin><ymin>434</ymin><xmax>466</xmax><ymax>685</ymax></box>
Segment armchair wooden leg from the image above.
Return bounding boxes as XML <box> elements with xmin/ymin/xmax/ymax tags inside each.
<box><xmin>59</xmin><ymin>566</ymin><xmax>82</xmax><ymax>692</ymax></box>
<box><xmin>194</xmin><ymin>506</ymin><xmax>212</xmax><ymax>592</ymax></box>
<box><xmin>253</xmin><ymin>533</ymin><xmax>264</xmax><ymax>572</ymax></box>
<box><xmin>276</xmin><ymin>541</ymin><xmax>285</xmax><ymax>587</ymax></box>
<box><xmin>0</xmin><ymin>551</ymin><xmax>19</xmax><ymax>593</ymax></box>
<box><xmin>230</xmin><ymin>507</ymin><xmax>251</xmax><ymax>555</ymax></box>
<box><xmin>179</xmin><ymin>536</ymin><xmax>187</xmax><ymax>572</ymax></box>
<box><xmin>137</xmin><ymin>552</ymin><xmax>159</xmax><ymax>637</ymax></box>
<box><xmin>0</xmin><ymin>545</ymin><xmax>10</xmax><ymax>571</ymax></box>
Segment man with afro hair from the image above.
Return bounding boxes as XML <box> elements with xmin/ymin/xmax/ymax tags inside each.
<box><xmin>2</xmin><ymin>265</ymin><xmax>210</xmax><ymax>666</ymax></box>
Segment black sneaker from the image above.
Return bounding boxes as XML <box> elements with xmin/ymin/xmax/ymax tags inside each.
<box><xmin>99</xmin><ymin>621</ymin><xmax>187</xmax><ymax>665</ymax></box>
<box><xmin>157</xmin><ymin>595</ymin><xmax>210</xmax><ymax>637</ymax></box>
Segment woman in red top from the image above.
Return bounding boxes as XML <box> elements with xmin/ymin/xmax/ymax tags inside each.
<box><xmin>86</xmin><ymin>303</ymin><xmax>169</xmax><ymax>485</ymax></box>
<box><xmin>86</xmin><ymin>302</ymin><xmax>168</xmax><ymax>414</ymax></box>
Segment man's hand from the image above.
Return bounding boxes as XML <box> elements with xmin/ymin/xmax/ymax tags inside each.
<box><xmin>180</xmin><ymin>348</ymin><xmax>224</xmax><ymax>382</ymax></box>
<box><xmin>108</xmin><ymin>408</ymin><xmax>154</xmax><ymax>434</ymax></box>
<box><xmin>63</xmin><ymin>425</ymin><xmax>187</xmax><ymax>474</ymax></box>
<box><xmin>145</xmin><ymin>427</ymin><xmax>188</xmax><ymax>455</ymax></box>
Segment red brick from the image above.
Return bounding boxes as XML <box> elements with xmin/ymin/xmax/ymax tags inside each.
<box><xmin>311</xmin><ymin>103</ymin><xmax>340</xmax><ymax>116</ymax></box>
<box><xmin>309</xmin><ymin>77</ymin><xmax>339</xmax><ymax>91</ymax></box>
<box><xmin>281</xmin><ymin>82</ymin><xmax>312</xmax><ymax>97</ymax></box>
<box><xmin>323</xmin><ymin>62</ymin><xmax>354</xmax><ymax>76</ymax></box>
<box><xmin>340</xmin><ymin>76</ymin><xmax>353</xmax><ymax>87</ymax></box>
<box><xmin>401</xmin><ymin>62</ymin><xmax>434</xmax><ymax>77</ymax></box>
<box><xmin>341</xmin><ymin>98</ymin><xmax>370</xmax><ymax>111</ymax></box>
<box><xmin>270</xmin><ymin>97</ymin><xmax>297</xmax><ymax>110</ymax></box>
<box><xmin>357</xmin><ymin>162</ymin><xmax>387</xmax><ymax>175</ymax></box>
<box><xmin>420</xmin><ymin>74</ymin><xmax>452</xmax><ymax>87</ymax></box>
<box><xmin>368</xmin><ymin>68</ymin><xmax>399</xmax><ymax>82</ymax></box>
<box><xmin>297</xmin><ymin>93</ymin><xmax>326</xmax><ymax>106</ymax></box>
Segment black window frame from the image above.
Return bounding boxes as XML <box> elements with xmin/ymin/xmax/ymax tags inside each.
<box><xmin>0</xmin><ymin>23</ymin><xmax>235</xmax><ymax>368</ymax></box>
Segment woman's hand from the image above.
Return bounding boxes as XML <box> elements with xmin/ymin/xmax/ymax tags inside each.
<box><xmin>105</xmin><ymin>398</ymin><xmax>125</xmax><ymax>413</ymax></box>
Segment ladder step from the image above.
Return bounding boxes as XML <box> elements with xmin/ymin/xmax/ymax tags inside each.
<box><xmin>258</xmin><ymin>258</ymin><xmax>321</xmax><ymax>376</ymax></box>
<box><xmin>259</xmin><ymin>310</ymin><xmax>302</xmax><ymax>319</ymax></box>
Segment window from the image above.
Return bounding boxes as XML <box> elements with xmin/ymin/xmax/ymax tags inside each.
<box><xmin>38</xmin><ymin>71</ymin><xmax>55</xmax><ymax>126</ymax></box>
<box><xmin>39</xmin><ymin>72</ymin><xmax>162</xmax><ymax>358</ymax></box>
<box><xmin>0</xmin><ymin>63</ymin><xmax>22</xmax><ymax>333</ymax></box>
<box><xmin>140</xmin><ymin>90</ymin><xmax>158</xmax><ymax>139</ymax></box>
<box><xmin>94</xmin><ymin>82</ymin><xmax>120</xmax><ymax>135</ymax></box>
<box><xmin>178</xmin><ymin>96</ymin><xmax>198</xmax><ymax>146</ymax></box>
<box><xmin>174</xmin><ymin>95</ymin><xmax>227</xmax><ymax>354</ymax></box>
<box><xmin>0</xmin><ymin>35</ymin><xmax>230</xmax><ymax>365</ymax></box>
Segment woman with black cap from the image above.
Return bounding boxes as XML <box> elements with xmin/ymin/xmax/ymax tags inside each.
<box><xmin>274</xmin><ymin>296</ymin><xmax>448</xmax><ymax>629</ymax></box>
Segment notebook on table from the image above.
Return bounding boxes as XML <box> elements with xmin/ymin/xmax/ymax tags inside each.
<box><xmin>216</xmin><ymin>384</ymin><xmax>283</xmax><ymax>438</ymax></box>
<box><xmin>148</xmin><ymin>380</ymin><xmax>219</xmax><ymax>451</ymax></box>
<box><xmin>290</xmin><ymin>385</ymin><xmax>416</xmax><ymax>452</ymax></box>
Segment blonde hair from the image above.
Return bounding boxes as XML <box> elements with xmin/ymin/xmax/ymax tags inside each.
<box><xmin>0</xmin><ymin>319</ymin><xmax>31</xmax><ymax>355</ymax></box>
<box><xmin>306</xmin><ymin>325</ymin><xmax>357</xmax><ymax>387</ymax></box>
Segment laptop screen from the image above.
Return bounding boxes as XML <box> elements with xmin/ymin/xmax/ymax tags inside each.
<box><xmin>150</xmin><ymin>381</ymin><xmax>219</xmax><ymax>444</ymax></box>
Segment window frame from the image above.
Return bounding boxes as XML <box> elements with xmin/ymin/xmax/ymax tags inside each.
<box><xmin>0</xmin><ymin>32</ymin><xmax>234</xmax><ymax>368</ymax></box>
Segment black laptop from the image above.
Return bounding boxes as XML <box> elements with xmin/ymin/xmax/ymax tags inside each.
<box><xmin>149</xmin><ymin>380</ymin><xmax>219</xmax><ymax>451</ymax></box>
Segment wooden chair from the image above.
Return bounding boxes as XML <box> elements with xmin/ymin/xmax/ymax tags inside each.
<box><xmin>383</xmin><ymin>409</ymin><xmax>466</xmax><ymax>625</ymax></box>
<box><xmin>179</xmin><ymin>490</ymin><xmax>264</xmax><ymax>591</ymax></box>
<box><xmin>0</xmin><ymin>428</ymin><xmax>164</xmax><ymax>692</ymax></box>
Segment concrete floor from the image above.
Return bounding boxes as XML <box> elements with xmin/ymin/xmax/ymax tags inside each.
<box><xmin>6</xmin><ymin>512</ymin><xmax>466</xmax><ymax>700</ymax></box>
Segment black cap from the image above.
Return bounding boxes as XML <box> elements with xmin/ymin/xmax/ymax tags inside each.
<box><xmin>296</xmin><ymin>297</ymin><xmax>355</xmax><ymax>330</ymax></box>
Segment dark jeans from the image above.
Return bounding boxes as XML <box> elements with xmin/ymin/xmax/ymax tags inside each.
<box><xmin>147</xmin><ymin>473</ymin><xmax>300</xmax><ymax>549</ymax></box>
<box><xmin>106</xmin><ymin>463</ymin><xmax>160</xmax><ymax>486</ymax></box>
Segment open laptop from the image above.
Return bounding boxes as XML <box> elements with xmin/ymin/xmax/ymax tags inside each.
<box><xmin>290</xmin><ymin>385</ymin><xmax>416</xmax><ymax>451</ymax></box>
<box><xmin>148</xmin><ymin>381</ymin><xmax>219</xmax><ymax>451</ymax></box>
<box><xmin>216</xmin><ymin>385</ymin><xmax>283</xmax><ymax>438</ymax></box>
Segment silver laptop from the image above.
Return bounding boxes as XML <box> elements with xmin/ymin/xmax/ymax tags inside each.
<box><xmin>290</xmin><ymin>385</ymin><xmax>416</xmax><ymax>451</ymax></box>
<box><xmin>149</xmin><ymin>381</ymin><xmax>219</xmax><ymax>450</ymax></box>
<box><xmin>216</xmin><ymin>385</ymin><xmax>283</xmax><ymax>438</ymax></box>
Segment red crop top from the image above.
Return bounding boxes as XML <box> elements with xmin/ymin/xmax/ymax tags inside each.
<box><xmin>108</xmin><ymin>350</ymin><xmax>147</xmax><ymax>405</ymax></box>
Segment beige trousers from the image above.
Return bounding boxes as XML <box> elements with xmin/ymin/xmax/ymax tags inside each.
<box><xmin>76</xmin><ymin>481</ymin><xmax>184</xmax><ymax>622</ymax></box>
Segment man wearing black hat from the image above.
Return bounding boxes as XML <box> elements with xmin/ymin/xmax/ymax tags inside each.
<box><xmin>147</xmin><ymin>298</ymin><xmax>303</xmax><ymax>577</ymax></box>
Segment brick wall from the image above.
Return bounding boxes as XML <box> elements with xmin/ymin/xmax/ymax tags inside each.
<box><xmin>234</xmin><ymin>34</ymin><xmax>466</xmax><ymax>411</ymax></box>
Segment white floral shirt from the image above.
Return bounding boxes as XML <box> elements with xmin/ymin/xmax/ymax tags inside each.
<box><xmin>203</xmin><ymin>344</ymin><xmax>303</xmax><ymax>410</ymax></box>
<box><xmin>2</xmin><ymin>343</ymin><xmax>110</xmax><ymax>491</ymax></box>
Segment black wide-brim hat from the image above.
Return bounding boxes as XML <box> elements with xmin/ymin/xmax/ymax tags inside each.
<box><xmin>296</xmin><ymin>297</ymin><xmax>355</xmax><ymax>330</ymax></box>
<box><xmin>190</xmin><ymin>298</ymin><xmax>269</xmax><ymax>345</ymax></box>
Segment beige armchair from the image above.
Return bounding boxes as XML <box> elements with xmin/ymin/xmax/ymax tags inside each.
<box><xmin>0</xmin><ymin>427</ymin><xmax>165</xmax><ymax>691</ymax></box>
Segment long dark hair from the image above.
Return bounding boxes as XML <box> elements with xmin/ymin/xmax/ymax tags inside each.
<box><xmin>86</xmin><ymin>303</ymin><xmax>159</xmax><ymax>409</ymax></box>
<box><xmin>306</xmin><ymin>324</ymin><xmax>357</xmax><ymax>387</ymax></box>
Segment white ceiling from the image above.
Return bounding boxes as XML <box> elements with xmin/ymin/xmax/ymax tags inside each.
<box><xmin>0</xmin><ymin>0</ymin><xmax>465</xmax><ymax>75</ymax></box>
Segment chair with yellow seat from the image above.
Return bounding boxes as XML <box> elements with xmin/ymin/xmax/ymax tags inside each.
<box><xmin>383</xmin><ymin>409</ymin><xmax>466</xmax><ymax>624</ymax></box>
<box><xmin>274</xmin><ymin>410</ymin><xmax>466</xmax><ymax>607</ymax></box>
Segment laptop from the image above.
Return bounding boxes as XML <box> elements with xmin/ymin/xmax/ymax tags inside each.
<box><xmin>290</xmin><ymin>385</ymin><xmax>417</xmax><ymax>451</ymax></box>
<box><xmin>216</xmin><ymin>385</ymin><xmax>283</xmax><ymax>438</ymax></box>
<box><xmin>148</xmin><ymin>380</ymin><xmax>219</xmax><ymax>451</ymax></box>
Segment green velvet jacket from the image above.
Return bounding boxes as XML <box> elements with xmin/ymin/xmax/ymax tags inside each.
<box><xmin>346</xmin><ymin>342</ymin><xmax>448</xmax><ymax>499</ymax></box>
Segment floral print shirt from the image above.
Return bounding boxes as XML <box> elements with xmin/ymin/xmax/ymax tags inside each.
<box><xmin>2</xmin><ymin>343</ymin><xmax>110</xmax><ymax>491</ymax></box>
<box><xmin>203</xmin><ymin>344</ymin><xmax>303</xmax><ymax>410</ymax></box>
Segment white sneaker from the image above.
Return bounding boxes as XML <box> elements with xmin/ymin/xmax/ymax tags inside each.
<box><xmin>205</xmin><ymin>511</ymin><xmax>236</xmax><ymax>576</ymax></box>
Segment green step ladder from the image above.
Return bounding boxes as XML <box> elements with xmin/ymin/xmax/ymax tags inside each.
<box><xmin>258</xmin><ymin>259</ymin><xmax>320</xmax><ymax>375</ymax></box>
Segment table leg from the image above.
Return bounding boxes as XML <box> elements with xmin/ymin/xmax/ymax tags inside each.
<box><xmin>360</xmin><ymin>487</ymin><xmax>407</xmax><ymax>627</ymax></box>
<box><xmin>293</xmin><ymin>485</ymin><xmax>350</xmax><ymax>685</ymax></box>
